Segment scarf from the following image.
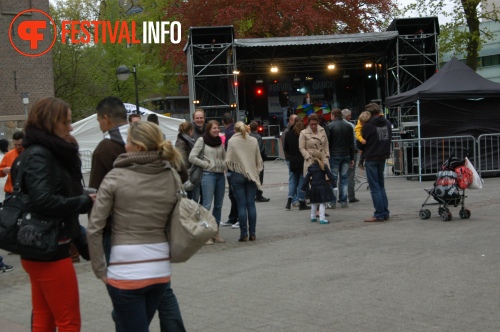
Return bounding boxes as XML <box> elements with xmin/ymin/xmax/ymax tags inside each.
<box><xmin>23</xmin><ymin>126</ymin><xmax>83</xmax><ymax>193</ymax></box>
<box><xmin>113</xmin><ymin>151</ymin><xmax>163</xmax><ymax>168</ymax></box>
<box><xmin>178</xmin><ymin>133</ymin><xmax>195</xmax><ymax>149</ymax></box>
<box><xmin>225</xmin><ymin>133</ymin><xmax>263</xmax><ymax>189</ymax></box>
<box><xmin>202</xmin><ymin>132</ymin><xmax>222</xmax><ymax>147</ymax></box>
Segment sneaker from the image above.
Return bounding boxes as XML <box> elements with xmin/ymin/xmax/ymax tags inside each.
<box><xmin>319</xmin><ymin>219</ymin><xmax>330</xmax><ymax>224</ymax></box>
<box><xmin>310</xmin><ymin>218</ymin><xmax>318</xmax><ymax>222</ymax></box>
<box><xmin>220</xmin><ymin>220</ymin><xmax>235</xmax><ymax>227</ymax></box>
<box><xmin>255</xmin><ymin>196</ymin><xmax>270</xmax><ymax>202</ymax></box>
<box><xmin>292</xmin><ymin>201</ymin><xmax>299</xmax><ymax>207</ymax></box>
<box><xmin>341</xmin><ymin>202</ymin><xmax>348</xmax><ymax>208</ymax></box>
<box><xmin>231</xmin><ymin>222</ymin><xmax>240</xmax><ymax>229</ymax></box>
<box><xmin>0</xmin><ymin>264</ymin><xmax>13</xmax><ymax>273</ymax></box>
<box><xmin>326</xmin><ymin>202</ymin><xmax>336</xmax><ymax>209</ymax></box>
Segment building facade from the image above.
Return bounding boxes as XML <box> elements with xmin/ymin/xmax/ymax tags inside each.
<box><xmin>0</xmin><ymin>0</ymin><xmax>54</xmax><ymax>140</ymax></box>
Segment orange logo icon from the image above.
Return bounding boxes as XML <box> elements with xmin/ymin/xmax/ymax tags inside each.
<box><xmin>8</xmin><ymin>9</ymin><xmax>57</xmax><ymax>57</ymax></box>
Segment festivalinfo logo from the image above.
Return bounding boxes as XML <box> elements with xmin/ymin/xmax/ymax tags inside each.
<box><xmin>9</xmin><ymin>8</ymin><xmax>182</xmax><ymax>57</ymax></box>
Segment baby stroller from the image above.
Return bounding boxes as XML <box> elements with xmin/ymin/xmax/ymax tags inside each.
<box><xmin>419</xmin><ymin>152</ymin><xmax>472</xmax><ymax>221</ymax></box>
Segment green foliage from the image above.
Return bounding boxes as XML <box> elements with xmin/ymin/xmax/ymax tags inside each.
<box><xmin>396</xmin><ymin>0</ymin><xmax>499</xmax><ymax>71</ymax></box>
<box><xmin>51</xmin><ymin>0</ymin><xmax>180</xmax><ymax>121</ymax></box>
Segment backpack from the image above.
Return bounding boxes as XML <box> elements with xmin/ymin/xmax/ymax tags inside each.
<box><xmin>454</xmin><ymin>165</ymin><xmax>473</xmax><ymax>189</ymax></box>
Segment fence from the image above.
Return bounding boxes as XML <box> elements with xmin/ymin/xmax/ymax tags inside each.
<box><xmin>80</xmin><ymin>150</ymin><xmax>93</xmax><ymax>174</ymax></box>
<box><xmin>262</xmin><ymin>133</ymin><xmax>500</xmax><ymax>179</ymax></box>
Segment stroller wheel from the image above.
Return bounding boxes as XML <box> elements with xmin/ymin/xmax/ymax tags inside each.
<box><xmin>465</xmin><ymin>209</ymin><xmax>471</xmax><ymax>218</ymax></box>
<box><xmin>441</xmin><ymin>211</ymin><xmax>452</xmax><ymax>221</ymax></box>
<box><xmin>459</xmin><ymin>209</ymin><xmax>467</xmax><ymax>219</ymax></box>
<box><xmin>419</xmin><ymin>209</ymin><xmax>431</xmax><ymax>219</ymax></box>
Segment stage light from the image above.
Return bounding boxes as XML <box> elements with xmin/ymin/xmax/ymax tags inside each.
<box><xmin>233</xmin><ymin>70</ymin><xmax>240</xmax><ymax>74</ymax></box>
<box><xmin>256</xmin><ymin>88</ymin><xmax>263</xmax><ymax>96</ymax></box>
<box><xmin>270</xmin><ymin>66</ymin><xmax>278</xmax><ymax>73</ymax></box>
<box><xmin>258</xmin><ymin>126</ymin><xmax>264</xmax><ymax>133</ymax></box>
<box><xmin>193</xmin><ymin>99</ymin><xmax>200</xmax><ymax>104</ymax></box>
<box><xmin>327</xmin><ymin>64</ymin><xmax>335</xmax><ymax>70</ymax></box>
<box><xmin>365</xmin><ymin>63</ymin><xmax>373</xmax><ymax>68</ymax></box>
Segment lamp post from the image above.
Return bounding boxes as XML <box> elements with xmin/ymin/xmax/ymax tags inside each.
<box><xmin>116</xmin><ymin>65</ymin><xmax>140</xmax><ymax>114</ymax></box>
<box><xmin>21</xmin><ymin>92</ymin><xmax>29</xmax><ymax>119</ymax></box>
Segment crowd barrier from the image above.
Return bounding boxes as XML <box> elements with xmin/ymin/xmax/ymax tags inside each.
<box><xmin>262</xmin><ymin>137</ymin><xmax>283</xmax><ymax>160</ymax></box>
<box><xmin>391</xmin><ymin>133</ymin><xmax>500</xmax><ymax>178</ymax></box>
<box><xmin>79</xmin><ymin>133</ymin><xmax>500</xmax><ymax>178</ymax></box>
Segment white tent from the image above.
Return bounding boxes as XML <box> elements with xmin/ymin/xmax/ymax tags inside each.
<box><xmin>72</xmin><ymin>108</ymin><xmax>184</xmax><ymax>171</ymax></box>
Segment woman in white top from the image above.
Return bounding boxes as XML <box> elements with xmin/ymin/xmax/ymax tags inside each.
<box><xmin>87</xmin><ymin>122</ymin><xmax>184</xmax><ymax>332</ymax></box>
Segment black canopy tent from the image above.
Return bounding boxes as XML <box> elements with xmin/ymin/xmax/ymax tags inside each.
<box><xmin>385</xmin><ymin>57</ymin><xmax>500</xmax><ymax>176</ymax></box>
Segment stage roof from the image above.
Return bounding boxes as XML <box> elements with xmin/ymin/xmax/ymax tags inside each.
<box><xmin>233</xmin><ymin>31</ymin><xmax>399</xmax><ymax>74</ymax></box>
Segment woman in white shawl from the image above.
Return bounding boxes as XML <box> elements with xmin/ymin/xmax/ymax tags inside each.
<box><xmin>226</xmin><ymin>122</ymin><xmax>263</xmax><ymax>242</ymax></box>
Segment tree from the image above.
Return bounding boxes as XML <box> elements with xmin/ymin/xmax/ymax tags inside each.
<box><xmin>397</xmin><ymin>0</ymin><xmax>499</xmax><ymax>71</ymax></box>
<box><xmin>162</xmin><ymin>0</ymin><xmax>396</xmax><ymax>77</ymax></box>
<box><xmin>51</xmin><ymin>0</ymin><xmax>180</xmax><ymax>120</ymax></box>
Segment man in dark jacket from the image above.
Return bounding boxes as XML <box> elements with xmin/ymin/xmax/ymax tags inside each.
<box><xmin>327</xmin><ymin>108</ymin><xmax>354</xmax><ymax>208</ymax></box>
<box><xmin>361</xmin><ymin>103</ymin><xmax>392</xmax><ymax>222</ymax></box>
<box><xmin>249</xmin><ymin>121</ymin><xmax>270</xmax><ymax>202</ymax></box>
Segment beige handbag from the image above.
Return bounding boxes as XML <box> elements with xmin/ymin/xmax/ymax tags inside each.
<box><xmin>166</xmin><ymin>168</ymin><xmax>217</xmax><ymax>263</ymax></box>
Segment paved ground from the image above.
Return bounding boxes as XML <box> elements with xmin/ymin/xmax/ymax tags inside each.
<box><xmin>0</xmin><ymin>160</ymin><xmax>499</xmax><ymax>331</ymax></box>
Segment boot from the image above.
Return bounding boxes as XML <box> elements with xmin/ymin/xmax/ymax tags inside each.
<box><xmin>299</xmin><ymin>200</ymin><xmax>309</xmax><ymax>210</ymax></box>
<box><xmin>285</xmin><ymin>197</ymin><xmax>292</xmax><ymax>210</ymax></box>
<box><xmin>212</xmin><ymin>226</ymin><xmax>226</xmax><ymax>243</ymax></box>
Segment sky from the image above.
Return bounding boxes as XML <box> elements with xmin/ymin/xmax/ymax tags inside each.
<box><xmin>395</xmin><ymin>0</ymin><xmax>455</xmax><ymax>24</ymax></box>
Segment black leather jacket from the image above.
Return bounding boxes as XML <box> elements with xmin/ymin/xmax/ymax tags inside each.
<box><xmin>15</xmin><ymin>145</ymin><xmax>92</xmax><ymax>259</ymax></box>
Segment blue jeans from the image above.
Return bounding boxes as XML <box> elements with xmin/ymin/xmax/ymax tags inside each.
<box><xmin>329</xmin><ymin>155</ymin><xmax>350</xmax><ymax>204</ymax></box>
<box><xmin>201</xmin><ymin>172</ymin><xmax>225</xmax><ymax>224</ymax></box>
<box><xmin>348</xmin><ymin>151</ymin><xmax>359</xmax><ymax>200</ymax></box>
<box><xmin>107</xmin><ymin>283</ymin><xmax>167</xmax><ymax>332</ymax></box>
<box><xmin>187</xmin><ymin>183</ymin><xmax>200</xmax><ymax>203</ymax></box>
<box><xmin>288</xmin><ymin>170</ymin><xmax>306</xmax><ymax>202</ymax></box>
<box><xmin>157</xmin><ymin>282</ymin><xmax>186</xmax><ymax>332</ymax></box>
<box><xmin>226</xmin><ymin>173</ymin><xmax>239</xmax><ymax>223</ymax></box>
<box><xmin>365</xmin><ymin>160</ymin><xmax>390</xmax><ymax>219</ymax></box>
<box><xmin>286</xmin><ymin>161</ymin><xmax>298</xmax><ymax>203</ymax></box>
<box><xmin>230</xmin><ymin>172</ymin><xmax>257</xmax><ymax>237</ymax></box>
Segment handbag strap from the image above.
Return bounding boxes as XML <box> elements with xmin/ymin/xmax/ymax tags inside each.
<box><xmin>199</xmin><ymin>141</ymin><xmax>205</xmax><ymax>159</ymax></box>
<box><xmin>170</xmin><ymin>167</ymin><xmax>188</xmax><ymax>198</ymax></box>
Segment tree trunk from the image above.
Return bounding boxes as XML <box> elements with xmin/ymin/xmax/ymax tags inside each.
<box><xmin>461</xmin><ymin>0</ymin><xmax>481</xmax><ymax>71</ymax></box>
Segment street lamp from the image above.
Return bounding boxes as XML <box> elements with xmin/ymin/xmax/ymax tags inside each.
<box><xmin>21</xmin><ymin>92</ymin><xmax>29</xmax><ymax>118</ymax></box>
<box><xmin>116</xmin><ymin>65</ymin><xmax>140</xmax><ymax>114</ymax></box>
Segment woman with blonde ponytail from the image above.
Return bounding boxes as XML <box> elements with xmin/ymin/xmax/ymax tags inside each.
<box><xmin>226</xmin><ymin>121</ymin><xmax>263</xmax><ymax>242</ymax></box>
<box><xmin>88</xmin><ymin>121</ymin><xmax>186</xmax><ymax>331</ymax></box>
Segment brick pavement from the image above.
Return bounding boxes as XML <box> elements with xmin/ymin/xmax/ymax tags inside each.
<box><xmin>0</xmin><ymin>161</ymin><xmax>499</xmax><ymax>331</ymax></box>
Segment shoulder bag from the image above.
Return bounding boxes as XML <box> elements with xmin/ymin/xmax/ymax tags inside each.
<box><xmin>166</xmin><ymin>167</ymin><xmax>217</xmax><ymax>263</ymax></box>
<box><xmin>188</xmin><ymin>141</ymin><xmax>205</xmax><ymax>186</ymax></box>
<box><xmin>0</xmin><ymin>154</ymin><xmax>60</xmax><ymax>260</ymax></box>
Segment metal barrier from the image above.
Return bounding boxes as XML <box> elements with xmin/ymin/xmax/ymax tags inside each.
<box><xmin>261</xmin><ymin>132</ymin><xmax>500</xmax><ymax>179</ymax></box>
<box><xmin>390</xmin><ymin>135</ymin><xmax>476</xmax><ymax>178</ymax></box>
<box><xmin>477</xmin><ymin>133</ymin><xmax>500</xmax><ymax>176</ymax></box>
<box><xmin>262</xmin><ymin>137</ymin><xmax>285</xmax><ymax>160</ymax></box>
<box><xmin>80</xmin><ymin>150</ymin><xmax>93</xmax><ymax>174</ymax></box>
